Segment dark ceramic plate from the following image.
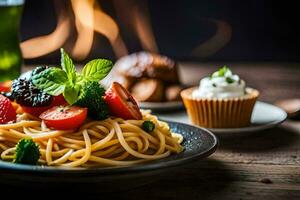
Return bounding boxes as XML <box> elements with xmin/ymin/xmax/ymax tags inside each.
<box><xmin>0</xmin><ymin>121</ymin><xmax>218</xmax><ymax>191</ymax></box>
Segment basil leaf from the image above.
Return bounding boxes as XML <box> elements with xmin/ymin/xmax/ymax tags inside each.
<box><xmin>226</xmin><ymin>77</ymin><xmax>235</xmax><ymax>84</ymax></box>
<box><xmin>60</xmin><ymin>48</ymin><xmax>76</xmax><ymax>85</ymax></box>
<box><xmin>31</xmin><ymin>68</ymin><xmax>67</xmax><ymax>96</ymax></box>
<box><xmin>211</xmin><ymin>66</ymin><xmax>231</xmax><ymax>78</ymax></box>
<box><xmin>218</xmin><ymin>66</ymin><xmax>228</xmax><ymax>77</ymax></box>
<box><xmin>63</xmin><ymin>84</ymin><xmax>81</xmax><ymax>105</ymax></box>
<box><xmin>82</xmin><ymin>59</ymin><xmax>113</xmax><ymax>82</ymax></box>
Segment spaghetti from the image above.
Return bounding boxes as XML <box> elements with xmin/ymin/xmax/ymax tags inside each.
<box><xmin>0</xmin><ymin>105</ymin><xmax>183</xmax><ymax>167</ymax></box>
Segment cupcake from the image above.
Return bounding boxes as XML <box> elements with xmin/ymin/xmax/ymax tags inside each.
<box><xmin>181</xmin><ymin>66</ymin><xmax>259</xmax><ymax>128</ymax></box>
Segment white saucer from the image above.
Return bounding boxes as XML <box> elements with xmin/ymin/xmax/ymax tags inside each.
<box><xmin>158</xmin><ymin>101</ymin><xmax>287</xmax><ymax>134</ymax></box>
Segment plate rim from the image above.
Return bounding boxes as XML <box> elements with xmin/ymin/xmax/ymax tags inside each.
<box><xmin>208</xmin><ymin>101</ymin><xmax>287</xmax><ymax>134</ymax></box>
<box><xmin>0</xmin><ymin>120</ymin><xmax>218</xmax><ymax>175</ymax></box>
<box><xmin>138</xmin><ymin>101</ymin><xmax>184</xmax><ymax>110</ymax></box>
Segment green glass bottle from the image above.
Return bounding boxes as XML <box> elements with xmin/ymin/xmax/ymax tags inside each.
<box><xmin>0</xmin><ymin>0</ymin><xmax>24</xmax><ymax>82</ymax></box>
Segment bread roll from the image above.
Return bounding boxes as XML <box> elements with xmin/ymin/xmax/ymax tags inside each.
<box><xmin>165</xmin><ymin>85</ymin><xmax>183</xmax><ymax>101</ymax></box>
<box><xmin>115</xmin><ymin>52</ymin><xmax>179</xmax><ymax>84</ymax></box>
<box><xmin>131</xmin><ymin>79</ymin><xmax>164</xmax><ymax>102</ymax></box>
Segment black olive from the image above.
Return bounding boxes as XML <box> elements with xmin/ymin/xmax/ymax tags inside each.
<box><xmin>11</xmin><ymin>79</ymin><xmax>53</xmax><ymax>107</ymax></box>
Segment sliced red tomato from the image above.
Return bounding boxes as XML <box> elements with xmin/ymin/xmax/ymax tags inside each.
<box><xmin>40</xmin><ymin>106</ymin><xmax>87</xmax><ymax>130</ymax></box>
<box><xmin>104</xmin><ymin>82</ymin><xmax>142</xmax><ymax>120</ymax></box>
<box><xmin>51</xmin><ymin>95</ymin><xmax>68</xmax><ymax>106</ymax></box>
<box><xmin>0</xmin><ymin>95</ymin><xmax>16</xmax><ymax>124</ymax></box>
<box><xmin>21</xmin><ymin>95</ymin><xmax>68</xmax><ymax>117</ymax></box>
<box><xmin>22</xmin><ymin>106</ymin><xmax>51</xmax><ymax>117</ymax></box>
<box><xmin>0</xmin><ymin>81</ymin><xmax>12</xmax><ymax>92</ymax></box>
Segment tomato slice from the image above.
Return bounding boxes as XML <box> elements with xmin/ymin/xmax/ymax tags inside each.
<box><xmin>21</xmin><ymin>95</ymin><xmax>68</xmax><ymax>117</ymax></box>
<box><xmin>104</xmin><ymin>82</ymin><xmax>142</xmax><ymax>120</ymax></box>
<box><xmin>39</xmin><ymin>106</ymin><xmax>87</xmax><ymax>130</ymax></box>
<box><xmin>0</xmin><ymin>95</ymin><xmax>16</xmax><ymax>124</ymax></box>
<box><xmin>51</xmin><ymin>94</ymin><xmax>68</xmax><ymax>106</ymax></box>
<box><xmin>22</xmin><ymin>106</ymin><xmax>51</xmax><ymax>117</ymax></box>
<box><xmin>0</xmin><ymin>81</ymin><xmax>12</xmax><ymax>92</ymax></box>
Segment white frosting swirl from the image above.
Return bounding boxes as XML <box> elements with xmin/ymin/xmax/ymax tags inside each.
<box><xmin>192</xmin><ymin>67</ymin><xmax>246</xmax><ymax>98</ymax></box>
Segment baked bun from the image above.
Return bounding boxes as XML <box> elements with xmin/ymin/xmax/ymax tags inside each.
<box><xmin>113</xmin><ymin>52</ymin><xmax>183</xmax><ymax>102</ymax></box>
<box><xmin>165</xmin><ymin>85</ymin><xmax>183</xmax><ymax>101</ymax></box>
<box><xmin>115</xmin><ymin>52</ymin><xmax>179</xmax><ymax>84</ymax></box>
<box><xmin>131</xmin><ymin>79</ymin><xmax>164</xmax><ymax>102</ymax></box>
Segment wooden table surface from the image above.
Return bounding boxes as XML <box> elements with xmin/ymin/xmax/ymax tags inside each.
<box><xmin>4</xmin><ymin>63</ymin><xmax>300</xmax><ymax>199</ymax></box>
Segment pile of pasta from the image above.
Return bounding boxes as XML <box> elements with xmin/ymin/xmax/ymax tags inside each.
<box><xmin>0</xmin><ymin>105</ymin><xmax>183</xmax><ymax>167</ymax></box>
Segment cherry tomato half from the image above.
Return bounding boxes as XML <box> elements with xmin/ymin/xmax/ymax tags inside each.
<box><xmin>40</xmin><ymin>106</ymin><xmax>87</xmax><ymax>130</ymax></box>
<box><xmin>0</xmin><ymin>81</ymin><xmax>12</xmax><ymax>92</ymax></box>
<box><xmin>21</xmin><ymin>95</ymin><xmax>68</xmax><ymax>117</ymax></box>
<box><xmin>104</xmin><ymin>82</ymin><xmax>142</xmax><ymax>120</ymax></box>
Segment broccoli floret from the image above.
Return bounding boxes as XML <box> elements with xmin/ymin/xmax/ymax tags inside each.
<box><xmin>75</xmin><ymin>81</ymin><xmax>109</xmax><ymax>120</ymax></box>
<box><xmin>14</xmin><ymin>138</ymin><xmax>40</xmax><ymax>165</ymax></box>
<box><xmin>142</xmin><ymin>121</ymin><xmax>155</xmax><ymax>133</ymax></box>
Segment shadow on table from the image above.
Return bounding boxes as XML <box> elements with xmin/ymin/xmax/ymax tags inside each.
<box><xmin>108</xmin><ymin>158</ymin><xmax>235</xmax><ymax>200</ymax></box>
<box><xmin>218</xmin><ymin>126</ymin><xmax>299</xmax><ymax>152</ymax></box>
<box><xmin>0</xmin><ymin>159</ymin><xmax>234</xmax><ymax>200</ymax></box>
<box><xmin>113</xmin><ymin>158</ymin><xmax>234</xmax><ymax>200</ymax></box>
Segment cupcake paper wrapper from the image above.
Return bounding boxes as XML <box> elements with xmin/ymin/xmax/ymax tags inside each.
<box><xmin>181</xmin><ymin>87</ymin><xmax>259</xmax><ymax>128</ymax></box>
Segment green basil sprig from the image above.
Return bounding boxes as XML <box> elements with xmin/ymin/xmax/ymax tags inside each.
<box><xmin>31</xmin><ymin>48</ymin><xmax>113</xmax><ymax>105</ymax></box>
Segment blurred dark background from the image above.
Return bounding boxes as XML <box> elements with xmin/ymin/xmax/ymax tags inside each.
<box><xmin>20</xmin><ymin>0</ymin><xmax>300</xmax><ymax>63</ymax></box>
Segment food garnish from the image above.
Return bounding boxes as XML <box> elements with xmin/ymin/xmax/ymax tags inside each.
<box><xmin>51</xmin><ymin>94</ymin><xmax>68</xmax><ymax>107</ymax></box>
<box><xmin>74</xmin><ymin>81</ymin><xmax>108</xmax><ymax>120</ymax></box>
<box><xmin>142</xmin><ymin>120</ymin><xmax>155</xmax><ymax>133</ymax></box>
<box><xmin>31</xmin><ymin>48</ymin><xmax>113</xmax><ymax>105</ymax></box>
<box><xmin>0</xmin><ymin>80</ymin><xmax>12</xmax><ymax>92</ymax></box>
<box><xmin>210</xmin><ymin>66</ymin><xmax>237</xmax><ymax>84</ymax></box>
<box><xmin>12</xmin><ymin>79</ymin><xmax>53</xmax><ymax>107</ymax></box>
<box><xmin>226</xmin><ymin>77</ymin><xmax>235</xmax><ymax>84</ymax></box>
<box><xmin>21</xmin><ymin>95</ymin><xmax>68</xmax><ymax>117</ymax></box>
<box><xmin>30</xmin><ymin>65</ymin><xmax>50</xmax><ymax>77</ymax></box>
<box><xmin>14</xmin><ymin>138</ymin><xmax>40</xmax><ymax>165</ymax></box>
<box><xmin>104</xmin><ymin>82</ymin><xmax>142</xmax><ymax>120</ymax></box>
<box><xmin>213</xmin><ymin>66</ymin><xmax>230</xmax><ymax>77</ymax></box>
<box><xmin>9</xmin><ymin>79</ymin><xmax>56</xmax><ymax>116</ymax></box>
<box><xmin>39</xmin><ymin>105</ymin><xmax>87</xmax><ymax>130</ymax></box>
<box><xmin>0</xmin><ymin>94</ymin><xmax>16</xmax><ymax>124</ymax></box>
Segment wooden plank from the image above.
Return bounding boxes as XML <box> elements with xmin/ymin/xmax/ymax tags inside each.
<box><xmin>213</xmin><ymin>123</ymin><xmax>300</xmax><ymax>165</ymax></box>
<box><xmin>106</xmin><ymin>160</ymin><xmax>300</xmax><ymax>200</ymax></box>
<box><xmin>170</xmin><ymin>159</ymin><xmax>300</xmax><ymax>184</ymax></box>
<box><xmin>114</xmin><ymin>181</ymin><xmax>300</xmax><ymax>200</ymax></box>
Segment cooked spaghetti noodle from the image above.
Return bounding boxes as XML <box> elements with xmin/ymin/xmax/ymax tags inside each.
<box><xmin>0</xmin><ymin>105</ymin><xmax>183</xmax><ymax>167</ymax></box>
